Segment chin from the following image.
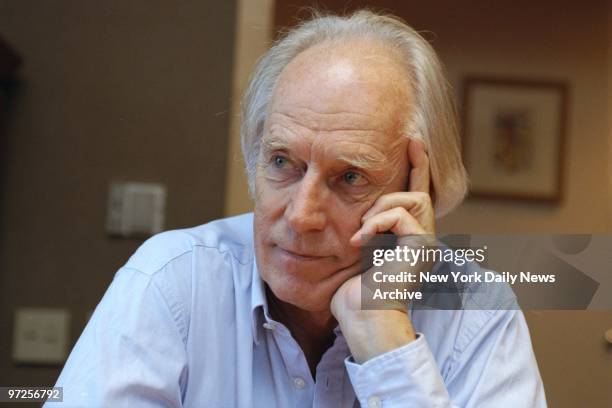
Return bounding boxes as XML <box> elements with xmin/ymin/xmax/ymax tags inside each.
<box><xmin>254</xmin><ymin>238</ymin><xmax>360</xmax><ymax>312</ymax></box>
<box><xmin>265</xmin><ymin>272</ymin><xmax>336</xmax><ymax>312</ymax></box>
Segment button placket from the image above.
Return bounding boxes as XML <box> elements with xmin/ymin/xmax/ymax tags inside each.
<box><xmin>265</xmin><ymin>317</ymin><xmax>314</xmax><ymax>397</ymax></box>
<box><xmin>293</xmin><ymin>377</ymin><xmax>306</xmax><ymax>389</ymax></box>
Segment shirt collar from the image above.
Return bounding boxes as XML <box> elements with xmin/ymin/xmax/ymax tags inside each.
<box><xmin>250</xmin><ymin>259</ymin><xmax>348</xmax><ymax>346</ymax></box>
<box><xmin>250</xmin><ymin>260</ymin><xmax>269</xmax><ymax>345</ymax></box>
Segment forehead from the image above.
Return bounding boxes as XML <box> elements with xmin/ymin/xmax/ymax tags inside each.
<box><xmin>267</xmin><ymin>40</ymin><xmax>412</xmax><ymax>136</ymax></box>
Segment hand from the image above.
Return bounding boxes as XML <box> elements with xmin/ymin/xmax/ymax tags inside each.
<box><xmin>330</xmin><ymin>138</ymin><xmax>435</xmax><ymax>363</ymax></box>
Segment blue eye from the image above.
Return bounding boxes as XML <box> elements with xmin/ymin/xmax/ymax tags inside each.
<box><xmin>273</xmin><ymin>155</ymin><xmax>287</xmax><ymax>168</ymax></box>
<box><xmin>343</xmin><ymin>171</ymin><xmax>366</xmax><ymax>186</ymax></box>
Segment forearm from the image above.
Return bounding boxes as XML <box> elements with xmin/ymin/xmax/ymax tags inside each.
<box><xmin>343</xmin><ymin>331</ymin><xmax>453</xmax><ymax>408</ymax></box>
<box><xmin>337</xmin><ymin>309</ymin><xmax>417</xmax><ymax>364</ymax></box>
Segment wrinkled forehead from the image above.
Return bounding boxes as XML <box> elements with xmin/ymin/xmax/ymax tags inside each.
<box><xmin>268</xmin><ymin>40</ymin><xmax>413</xmax><ymax>132</ymax></box>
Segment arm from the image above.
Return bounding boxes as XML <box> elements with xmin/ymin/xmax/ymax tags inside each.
<box><xmin>342</xmin><ymin>308</ymin><xmax>546</xmax><ymax>407</ymax></box>
<box><xmin>45</xmin><ymin>267</ymin><xmax>188</xmax><ymax>408</ymax></box>
<box><xmin>331</xmin><ymin>139</ymin><xmax>546</xmax><ymax>407</ymax></box>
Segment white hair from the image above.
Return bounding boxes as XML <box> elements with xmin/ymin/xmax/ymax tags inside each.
<box><xmin>240</xmin><ymin>9</ymin><xmax>468</xmax><ymax>217</ymax></box>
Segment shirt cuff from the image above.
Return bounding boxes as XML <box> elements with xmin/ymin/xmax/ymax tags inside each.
<box><xmin>344</xmin><ymin>333</ymin><xmax>451</xmax><ymax>407</ymax></box>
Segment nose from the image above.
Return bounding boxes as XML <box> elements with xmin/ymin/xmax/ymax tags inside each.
<box><xmin>285</xmin><ymin>169</ymin><xmax>327</xmax><ymax>233</ymax></box>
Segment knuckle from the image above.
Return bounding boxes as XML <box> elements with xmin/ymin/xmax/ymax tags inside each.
<box><xmin>377</xmin><ymin>194</ymin><xmax>394</xmax><ymax>208</ymax></box>
<box><xmin>416</xmin><ymin>191</ymin><xmax>431</xmax><ymax>204</ymax></box>
<box><xmin>394</xmin><ymin>206</ymin><xmax>410</xmax><ymax>217</ymax></box>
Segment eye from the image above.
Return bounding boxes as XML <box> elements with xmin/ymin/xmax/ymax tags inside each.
<box><xmin>342</xmin><ymin>171</ymin><xmax>368</xmax><ymax>187</ymax></box>
<box><xmin>273</xmin><ymin>155</ymin><xmax>288</xmax><ymax>168</ymax></box>
<box><xmin>265</xmin><ymin>154</ymin><xmax>301</xmax><ymax>182</ymax></box>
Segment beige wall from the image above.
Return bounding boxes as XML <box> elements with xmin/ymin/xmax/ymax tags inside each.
<box><xmin>228</xmin><ymin>0</ymin><xmax>612</xmax><ymax>233</ymax></box>
<box><xmin>0</xmin><ymin>0</ymin><xmax>236</xmax><ymax>386</ymax></box>
<box><xmin>224</xmin><ymin>0</ymin><xmax>274</xmax><ymax>216</ymax></box>
<box><xmin>435</xmin><ymin>0</ymin><xmax>611</xmax><ymax>234</ymax></box>
<box><xmin>609</xmin><ymin>0</ymin><xmax>612</xmax><ymax>228</ymax></box>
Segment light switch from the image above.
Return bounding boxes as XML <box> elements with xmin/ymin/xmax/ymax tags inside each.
<box><xmin>107</xmin><ymin>181</ymin><xmax>166</xmax><ymax>237</ymax></box>
<box><xmin>12</xmin><ymin>308</ymin><xmax>70</xmax><ymax>364</ymax></box>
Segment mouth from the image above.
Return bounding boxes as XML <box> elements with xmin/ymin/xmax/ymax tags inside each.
<box><xmin>276</xmin><ymin>246</ymin><xmax>328</xmax><ymax>261</ymax></box>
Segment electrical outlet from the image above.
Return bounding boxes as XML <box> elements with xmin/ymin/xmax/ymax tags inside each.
<box><xmin>12</xmin><ymin>308</ymin><xmax>70</xmax><ymax>364</ymax></box>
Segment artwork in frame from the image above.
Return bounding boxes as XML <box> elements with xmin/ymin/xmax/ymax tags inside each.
<box><xmin>461</xmin><ymin>77</ymin><xmax>568</xmax><ymax>203</ymax></box>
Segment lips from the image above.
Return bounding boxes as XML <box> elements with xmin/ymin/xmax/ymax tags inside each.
<box><xmin>276</xmin><ymin>246</ymin><xmax>327</xmax><ymax>261</ymax></box>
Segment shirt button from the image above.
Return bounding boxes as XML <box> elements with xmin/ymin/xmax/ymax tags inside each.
<box><xmin>293</xmin><ymin>377</ymin><xmax>306</xmax><ymax>389</ymax></box>
<box><xmin>367</xmin><ymin>395</ymin><xmax>382</xmax><ymax>408</ymax></box>
<box><xmin>262</xmin><ymin>322</ymin><xmax>275</xmax><ymax>330</ymax></box>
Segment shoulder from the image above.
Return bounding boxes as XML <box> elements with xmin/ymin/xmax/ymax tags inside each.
<box><xmin>107</xmin><ymin>213</ymin><xmax>255</xmax><ymax>343</ymax></box>
<box><xmin>123</xmin><ymin>212</ymin><xmax>255</xmax><ymax>275</ymax></box>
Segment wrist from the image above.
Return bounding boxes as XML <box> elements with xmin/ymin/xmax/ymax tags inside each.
<box><xmin>338</xmin><ymin>309</ymin><xmax>417</xmax><ymax>363</ymax></box>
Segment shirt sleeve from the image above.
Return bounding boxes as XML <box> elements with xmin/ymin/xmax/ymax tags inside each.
<box><xmin>45</xmin><ymin>267</ymin><xmax>188</xmax><ymax>408</ymax></box>
<box><xmin>344</xmin><ymin>309</ymin><xmax>547</xmax><ymax>407</ymax></box>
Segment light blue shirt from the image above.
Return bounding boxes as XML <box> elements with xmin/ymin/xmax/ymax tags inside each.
<box><xmin>48</xmin><ymin>213</ymin><xmax>546</xmax><ymax>407</ymax></box>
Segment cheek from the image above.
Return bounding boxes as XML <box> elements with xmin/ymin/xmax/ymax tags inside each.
<box><xmin>328</xmin><ymin>200</ymin><xmax>372</xmax><ymax>253</ymax></box>
<box><xmin>254</xmin><ymin>172</ymin><xmax>290</xmax><ymax>246</ymax></box>
<box><xmin>254</xmin><ymin>173</ymin><xmax>285</xmax><ymax>213</ymax></box>
<box><xmin>332</xmin><ymin>205</ymin><xmax>363</xmax><ymax>238</ymax></box>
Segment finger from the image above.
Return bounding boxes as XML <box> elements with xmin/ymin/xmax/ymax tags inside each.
<box><xmin>361</xmin><ymin>191</ymin><xmax>432</xmax><ymax>222</ymax></box>
<box><xmin>350</xmin><ymin>207</ymin><xmax>425</xmax><ymax>246</ymax></box>
<box><xmin>408</xmin><ymin>138</ymin><xmax>430</xmax><ymax>194</ymax></box>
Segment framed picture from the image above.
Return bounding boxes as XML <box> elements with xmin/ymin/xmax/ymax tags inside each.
<box><xmin>461</xmin><ymin>77</ymin><xmax>568</xmax><ymax>203</ymax></box>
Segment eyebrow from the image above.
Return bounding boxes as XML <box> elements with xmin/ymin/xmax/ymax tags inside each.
<box><xmin>261</xmin><ymin>135</ymin><xmax>389</xmax><ymax>172</ymax></box>
<box><xmin>334</xmin><ymin>149</ymin><xmax>388</xmax><ymax>171</ymax></box>
<box><xmin>261</xmin><ymin>136</ymin><xmax>291</xmax><ymax>153</ymax></box>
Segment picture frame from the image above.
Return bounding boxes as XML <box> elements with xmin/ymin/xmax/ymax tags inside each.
<box><xmin>461</xmin><ymin>76</ymin><xmax>568</xmax><ymax>203</ymax></box>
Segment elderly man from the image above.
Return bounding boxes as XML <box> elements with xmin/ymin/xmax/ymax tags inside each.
<box><xmin>50</xmin><ymin>10</ymin><xmax>546</xmax><ymax>407</ymax></box>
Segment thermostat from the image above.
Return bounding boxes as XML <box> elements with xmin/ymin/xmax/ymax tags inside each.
<box><xmin>106</xmin><ymin>181</ymin><xmax>166</xmax><ymax>237</ymax></box>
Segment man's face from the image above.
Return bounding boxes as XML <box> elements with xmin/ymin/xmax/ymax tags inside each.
<box><xmin>254</xmin><ymin>41</ymin><xmax>412</xmax><ymax>311</ymax></box>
